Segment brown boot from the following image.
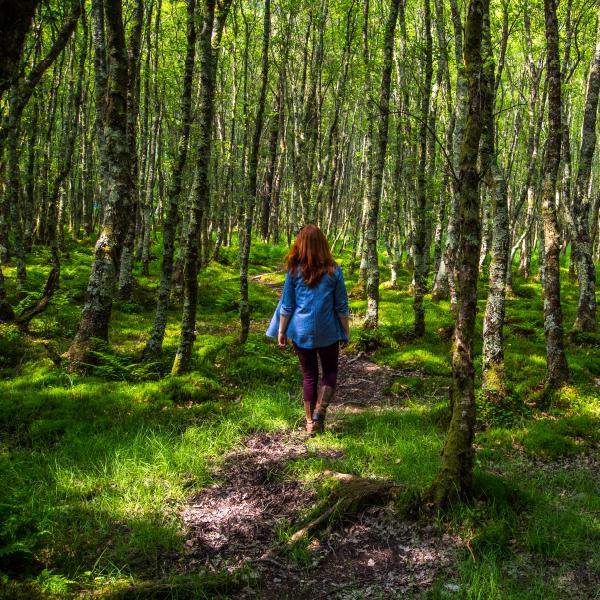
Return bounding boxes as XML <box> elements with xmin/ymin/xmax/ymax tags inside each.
<box><xmin>304</xmin><ymin>401</ymin><xmax>315</xmax><ymax>434</ymax></box>
<box><xmin>312</xmin><ymin>385</ymin><xmax>335</xmax><ymax>433</ymax></box>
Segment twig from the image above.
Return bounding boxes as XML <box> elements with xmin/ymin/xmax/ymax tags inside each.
<box><xmin>346</xmin><ymin>352</ymin><xmax>364</xmax><ymax>365</ymax></box>
<box><xmin>334</xmin><ymin>400</ymin><xmax>368</xmax><ymax>408</ymax></box>
<box><xmin>313</xmin><ymin>576</ymin><xmax>377</xmax><ymax>600</ymax></box>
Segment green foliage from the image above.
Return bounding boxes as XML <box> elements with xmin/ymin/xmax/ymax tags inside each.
<box><xmin>0</xmin><ymin>323</ymin><xmax>27</xmax><ymax>367</ymax></box>
<box><xmin>225</xmin><ymin>336</ymin><xmax>299</xmax><ymax>386</ymax></box>
<box><xmin>476</xmin><ymin>388</ymin><xmax>532</xmax><ymax>428</ymax></box>
<box><xmin>82</xmin><ymin>344</ymin><xmax>166</xmax><ymax>381</ymax></box>
<box><xmin>1</xmin><ymin>240</ymin><xmax>598</xmax><ymax>597</ymax></box>
<box><xmin>153</xmin><ymin>373</ymin><xmax>221</xmax><ymax>404</ymax></box>
<box><xmin>35</xmin><ymin>569</ymin><xmax>76</xmax><ymax>597</ymax></box>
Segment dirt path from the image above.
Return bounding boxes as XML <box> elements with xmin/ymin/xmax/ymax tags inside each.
<box><xmin>180</xmin><ymin>357</ymin><xmax>463</xmax><ymax>598</ymax></box>
<box><xmin>179</xmin><ymin>275</ymin><xmax>463</xmax><ymax>597</ymax></box>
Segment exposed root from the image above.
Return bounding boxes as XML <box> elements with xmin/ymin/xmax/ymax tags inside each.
<box><xmin>289</xmin><ymin>472</ymin><xmax>401</xmax><ymax>543</ymax></box>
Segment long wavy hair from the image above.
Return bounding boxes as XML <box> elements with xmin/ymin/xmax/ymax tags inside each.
<box><xmin>284</xmin><ymin>224</ymin><xmax>336</xmax><ymax>287</ymax></box>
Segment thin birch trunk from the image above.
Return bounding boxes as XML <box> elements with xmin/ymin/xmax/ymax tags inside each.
<box><xmin>364</xmin><ymin>0</ymin><xmax>400</xmax><ymax>328</ymax></box>
<box><xmin>413</xmin><ymin>0</ymin><xmax>433</xmax><ymax>337</ymax></box>
<box><xmin>571</xmin><ymin>0</ymin><xmax>600</xmax><ymax>332</ymax></box>
<box><xmin>144</xmin><ymin>0</ymin><xmax>196</xmax><ymax>357</ymax></box>
<box><xmin>540</xmin><ymin>0</ymin><xmax>569</xmax><ymax>389</ymax></box>
<box><xmin>240</xmin><ymin>0</ymin><xmax>271</xmax><ymax>343</ymax></box>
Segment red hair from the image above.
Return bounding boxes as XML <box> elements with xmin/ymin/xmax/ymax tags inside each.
<box><xmin>284</xmin><ymin>224</ymin><xmax>336</xmax><ymax>287</ymax></box>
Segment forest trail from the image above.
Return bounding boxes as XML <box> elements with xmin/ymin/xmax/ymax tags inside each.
<box><xmin>182</xmin><ymin>272</ymin><xmax>462</xmax><ymax>598</ymax></box>
<box><xmin>181</xmin><ymin>352</ymin><xmax>462</xmax><ymax>598</ymax></box>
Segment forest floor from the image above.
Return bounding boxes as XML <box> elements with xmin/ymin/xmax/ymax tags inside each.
<box><xmin>181</xmin><ymin>352</ymin><xmax>463</xmax><ymax>599</ymax></box>
<box><xmin>0</xmin><ymin>239</ymin><xmax>599</xmax><ymax>599</ymax></box>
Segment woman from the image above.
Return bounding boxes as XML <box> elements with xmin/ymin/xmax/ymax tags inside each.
<box><xmin>267</xmin><ymin>225</ymin><xmax>350</xmax><ymax>434</ymax></box>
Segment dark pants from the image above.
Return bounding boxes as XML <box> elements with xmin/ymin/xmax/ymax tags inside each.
<box><xmin>293</xmin><ymin>341</ymin><xmax>339</xmax><ymax>407</ymax></box>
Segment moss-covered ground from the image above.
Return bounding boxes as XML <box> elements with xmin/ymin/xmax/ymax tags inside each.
<box><xmin>0</xmin><ymin>238</ymin><xmax>598</xmax><ymax>598</ymax></box>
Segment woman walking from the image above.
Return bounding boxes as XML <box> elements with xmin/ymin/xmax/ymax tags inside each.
<box><xmin>267</xmin><ymin>225</ymin><xmax>350</xmax><ymax>434</ymax></box>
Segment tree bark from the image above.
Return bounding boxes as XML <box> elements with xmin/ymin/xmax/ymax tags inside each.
<box><xmin>144</xmin><ymin>0</ymin><xmax>197</xmax><ymax>357</ymax></box>
<box><xmin>481</xmin><ymin>6</ymin><xmax>509</xmax><ymax>387</ymax></box>
<box><xmin>172</xmin><ymin>0</ymin><xmax>232</xmax><ymax>373</ymax></box>
<box><xmin>67</xmin><ymin>0</ymin><xmax>131</xmax><ymax>364</ymax></box>
<box><xmin>239</xmin><ymin>0</ymin><xmax>271</xmax><ymax>343</ymax></box>
<box><xmin>364</xmin><ymin>0</ymin><xmax>400</xmax><ymax>329</ymax></box>
<box><xmin>571</xmin><ymin>0</ymin><xmax>600</xmax><ymax>332</ymax></box>
<box><xmin>117</xmin><ymin>0</ymin><xmax>144</xmax><ymax>300</ymax></box>
<box><xmin>412</xmin><ymin>0</ymin><xmax>433</xmax><ymax>336</ymax></box>
<box><xmin>540</xmin><ymin>0</ymin><xmax>569</xmax><ymax>388</ymax></box>
<box><xmin>429</xmin><ymin>0</ymin><xmax>488</xmax><ymax>508</ymax></box>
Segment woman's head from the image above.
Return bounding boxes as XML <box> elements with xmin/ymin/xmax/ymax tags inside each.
<box><xmin>284</xmin><ymin>224</ymin><xmax>336</xmax><ymax>287</ymax></box>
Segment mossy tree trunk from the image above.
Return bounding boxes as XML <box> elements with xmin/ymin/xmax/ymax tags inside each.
<box><xmin>481</xmin><ymin>7</ymin><xmax>509</xmax><ymax>387</ymax></box>
<box><xmin>172</xmin><ymin>0</ymin><xmax>218</xmax><ymax>373</ymax></box>
<box><xmin>571</xmin><ymin>0</ymin><xmax>600</xmax><ymax>332</ymax></box>
<box><xmin>540</xmin><ymin>0</ymin><xmax>569</xmax><ymax>389</ymax></box>
<box><xmin>172</xmin><ymin>0</ymin><xmax>233</xmax><ymax>372</ymax></box>
<box><xmin>240</xmin><ymin>0</ymin><xmax>271</xmax><ymax>343</ymax></box>
<box><xmin>429</xmin><ymin>0</ymin><xmax>488</xmax><ymax>508</ymax></box>
<box><xmin>144</xmin><ymin>0</ymin><xmax>197</xmax><ymax>357</ymax></box>
<box><xmin>364</xmin><ymin>0</ymin><xmax>400</xmax><ymax>329</ymax></box>
<box><xmin>67</xmin><ymin>0</ymin><xmax>131</xmax><ymax>364</ymax></box>
<box><xmin>432</xmin><ymin>0</ymin><xmax>464</xmax><ymax>306</ymax></box>
<box><xmin>117</xmin><ymin>0</ymin><xmax>144</xmax><ymax>301</ymax></box>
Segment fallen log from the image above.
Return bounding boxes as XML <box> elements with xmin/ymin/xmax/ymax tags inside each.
<box><xmin>14</xmin><ymin>267</ymin><xmax>59</xmax><ymax>328</ymax></box>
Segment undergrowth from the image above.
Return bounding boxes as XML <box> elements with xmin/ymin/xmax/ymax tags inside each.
<box><xmin>0</xmin><ymin>239</ymin><xmax>598</xmax><ymax>598</ymax></box>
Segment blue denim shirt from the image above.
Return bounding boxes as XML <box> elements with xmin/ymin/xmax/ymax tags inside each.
<box><xmin>266</xmin><ymin>265</ymin><xmax>350</xmax><ymax>349</ymax></box>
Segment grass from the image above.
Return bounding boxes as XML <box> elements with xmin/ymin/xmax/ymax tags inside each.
<box><xmin>0</xmin><ymin>238</ymin><xmax>599</xmax><ymax>598</ymax></box>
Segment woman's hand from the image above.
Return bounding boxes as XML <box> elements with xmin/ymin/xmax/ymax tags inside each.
<box><xmin>278</xmin><ymin>315</ymin><xmax>290</xmax><ymax>348</ymax></box>
<box><xmin>339</xmin><ymin>315</ymin><xmax>350</xmax><ymax>341</ymax></box>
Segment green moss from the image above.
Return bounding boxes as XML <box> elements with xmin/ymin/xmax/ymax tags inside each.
<box><xmin>1</xmin><ymin>240</ymin><xmax>599</xmax><ymax>597</ymax></box>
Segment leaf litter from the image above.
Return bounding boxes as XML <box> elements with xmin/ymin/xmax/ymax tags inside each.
<box><xmin>180</xmin><ymin>348</ymin><xmax>466</xmax><ymax>598</ymax></box>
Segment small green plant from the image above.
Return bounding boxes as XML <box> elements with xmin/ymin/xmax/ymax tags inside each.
<box><xmin>36</xmin><ymin>569</ymin><xmax>76</xmax><ymax>597</ymax></box>
<box><xmin>0</xmin><ymin>324</ymin><xmax>27</xmax><ymax>367</ymax></box>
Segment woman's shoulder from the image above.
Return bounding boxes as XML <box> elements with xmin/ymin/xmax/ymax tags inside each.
<box><xmin>321</xmin><ymin>263</ymin><xmax>342</xmax><ymax>285</ymax></box>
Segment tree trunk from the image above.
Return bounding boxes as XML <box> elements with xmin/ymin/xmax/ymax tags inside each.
<box><xmin>239</xmin><ymin>0</ymin><xmax>271</xmax><ymax>343</ymax></box>
<box><xmin>571</xmin><ymin>0</ymin><xmax>600</xmax><ymax>332</ymax></box>
<box><xmin>171</xmin><ymin>0</ymin><xmax>231</xmax><ymax>373</ymax></box>
<box><xmin>540</xmin><ymin>0</ymin><xmax>569</xmax><ymax>388</ymax></box>
<box><xmin>364</xmin><ymin>0</ymin><xmax>400</xmax><ymax>329</ymax></box>
<box><xmin>117</xmin><ymin>0</ymin><xmax>144</xmax><ymax>300</ymax></box>
<box><xmin>144</xmin><ymin>0</ymin><xmax>197</xmax><ymax>357</ymax></box>
<box><xmin>433</xmin><ymin>0</ymin><xmax>464</xmax><ymax>307</ymax></box>
<box><xmin>5</xmin><ymin>113</ymin><xmax>27</xmax><ymax>293</ymax></box>
<box><xmin>481</xmin><ymin>6</ymin><xmax>509</xmax><ymax>388</ymax></box>
<box><xmin>67</xmin><ymin>0</ymin><xmax>131</xmax><ymax>365</ymax></box>
<box><xmin>412</xmin><ymin>0</ymin><xmax>433</xmax><ymax>337</ymax></box>
<box><xmin>429</xmin><ymin>0</ymin><xmax>488</xmax><ymax>508</ymax></box>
